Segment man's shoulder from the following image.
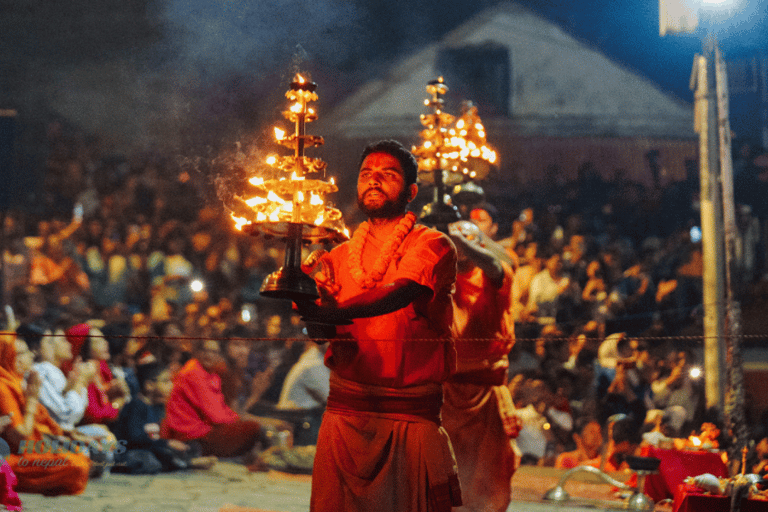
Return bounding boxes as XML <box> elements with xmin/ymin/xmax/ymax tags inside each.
<box><xmin>407</xmin><ymin>223</ymin><xmax>455</xmax><ymax>251</ymax></box>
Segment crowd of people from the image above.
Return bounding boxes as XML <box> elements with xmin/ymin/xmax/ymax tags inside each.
<box><xmin>1</xmin><ymin>123</ymin><xmax>768</xmax><ymax>510</ymax></box>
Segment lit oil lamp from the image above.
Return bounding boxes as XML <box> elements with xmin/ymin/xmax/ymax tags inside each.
<box><xmin>412</xmin><ymin>79</ymin><xmax>499</xmax><ymax>228</ymax></box>
<box><xmin>412</xmin><ymin>77</ymin><xmax>462</xmax><ymax>229</ymax></box>
<box><xmin>226</xmin><ymin>73</ymin><xmax>348</xmax><ymax>301</ymax></box>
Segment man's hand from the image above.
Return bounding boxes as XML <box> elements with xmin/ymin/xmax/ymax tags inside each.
<box><xmin>0</xmin><ymin>414</ymin><xmax>11</xmax><ymax>433</ymax></box>
<box><xmin>302</xmin><ymin>250</ymin><xmax>339</xmax><ymax>303</ymax></box>
<box><xmin>25</xmin><ymin>370</ymin><xmax>41</xmax><ymax>400</ymax></box>
<box><xmin>167</xmin><ymin>439</ymin><xmax>189</xmax><ymax>452</ymax></box>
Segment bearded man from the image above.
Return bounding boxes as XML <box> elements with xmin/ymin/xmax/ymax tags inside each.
<box><xmin>297</xmin><ymin>140</ymin><xmax>461</xmax><ymax>512</ymax></box>
<box><xmin>443</xmin><ymin>217</ymin><xmax>521</xmax><ymax>512</ymax></box>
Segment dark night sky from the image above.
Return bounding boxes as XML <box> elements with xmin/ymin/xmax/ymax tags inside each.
<box><xmin>1</xmin><ymin>0</ymin><xmax>766</xmax><ymax>153</ymax></box>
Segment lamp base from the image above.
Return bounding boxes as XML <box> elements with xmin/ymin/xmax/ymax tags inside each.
<box><xmin>260</xmin><ymin>267</ymin><xmax>319</xmax><ymax>302</ymax></box>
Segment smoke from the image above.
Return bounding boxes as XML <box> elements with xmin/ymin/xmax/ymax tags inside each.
<box><xmin>162</xmin><ymin>0</ymin><xmax>365</xmax><ymax>75</ymax></box>
<box><xmin>13</xmin><ymin>0</ymin><xmax>368</xmax><ymax>158</ymax></box>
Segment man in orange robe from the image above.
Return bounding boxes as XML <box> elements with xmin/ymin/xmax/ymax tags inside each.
<box><xmin>297</xmin><ymin>140</ymin><xmax>461</xmax><ymax>512</ymax></box>
<box><xmin>443</xmin><ymin>213</ymin><xmax>521</xmax><ymax>512</ymax></box>
<box><xmin>0</xmin><ymin>334</ymin><xmax>91</xmax><ymax>496</ymax></box>
<box><xmin>161</xmin><ymin>339</ymin><xmax>261</xmax><ymax>458</ymax></box>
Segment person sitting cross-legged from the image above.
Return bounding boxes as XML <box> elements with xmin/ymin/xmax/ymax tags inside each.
<box><xmin>112</xmin><ymin>362</ymin><xmax>216</xmax><ymax>473</ymax></box>
<box><xmin>161</xmin><ymin>339</ymin><xmax>263</xmax><ymax>459</ymax></box>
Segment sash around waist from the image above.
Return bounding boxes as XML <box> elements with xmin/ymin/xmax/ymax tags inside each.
<box><xmin>448</xmin><ymin>365</ymin><xmax>507</xmax><ymax>386</ymax></box>
<box><xmin>326</xmin><ymin>373</ymin><xmax>443</xmax><ymax>425</ymax></box>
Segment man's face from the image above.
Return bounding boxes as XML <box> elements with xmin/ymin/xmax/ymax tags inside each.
<box><xmin>580</xmin><ymin>421</ymin><xmax>603</xmax><ymax>451</ymax></box>
<box><xmin>198</xmin><ymin>339</ymin><xmax>222</xmax><ymax>371</ymax></box>
<box><xmin>357</xmin><ymin>152</ymin><xmax>413</xmax><ymax>219</ymax></box>
<box><xmin>53</xmin><ymin>329</ymin><xmax>73</xmax><ymax>363</ymax></box>
<box><xmin>470</xmin><ymin>208</ymin><xmax>498</xmax><ymax>239</ymax></box>
<box><xmin>546</xmin><ymin>254</ymin><xmax>562</xmax><ymax>275</ymax></box>
<box><xmin>226</xmin><ymin>339</ymin><xmax>250</xmax><ymax>369</ymax></box>
<box><xmin>15</xmin><ymin>340</ymin><xmax>33</xmax><ymax>375</ymax></box>
<box><xmin>153</xmin><ymin>370</ymin><xmax>173</xmax><ymax>404</ymax></box>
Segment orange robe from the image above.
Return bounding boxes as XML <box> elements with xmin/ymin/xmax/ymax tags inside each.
<box><xmin>442</xmin><ymin>262</ymin><xmax>521</xmax><ymax>512</ymax></box>
<box><xmin>310</xmin><ymin>221</ymin><xmax>461</xmax><ymax>512</ymax></box>
<box><xmin>0</xmin><ymin>336</ymin><xmax>90</xmax><ymax>496</ymax></box>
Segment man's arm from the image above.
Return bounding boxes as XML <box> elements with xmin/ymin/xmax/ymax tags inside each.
<box><xmin>298</xmin><ymin>278</ymin><xmax>431</xmax><ymax>323</ymax></box>
<box><xmin>449</xmin><ymin>221</ymin><xmax>504</xmax><ymax>288</ymax></box>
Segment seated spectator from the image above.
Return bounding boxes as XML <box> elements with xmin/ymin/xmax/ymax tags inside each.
<box><xmin>595</xmin><ymin>333</ymin><xmax>649</xmax><ymax>427</ymax></box>
<box><xmin>277</xmin><ymin>341</ymin><xmax>329</xmax><ymax>411</ymax></box>
<box><xmin>512</xmin><ymin>378</ymin><xmax>572</xmax><ymax>466</ymax></box>
<box><xmin>526</xmin><ymin>248</ymin><xmax>580</xmax><ymax>328</ymax></box>
<box><xmin>219</xmin><ymin>325</ymin><xmax>273</xmax><ymax>415</ymax></box>
<box><xmin>275</xmin><ymin>341</ymin><xmax>329</xmax><ymax>446</ymax></box>
<box><xmin>0</xmin><ymin>413</ymin><xmax>23</xmax><ymax>511</ymax></box>
<box><xmin>78</xmin><ymin>328</ymin><xmax>130</xmax><ymax>426</ymax></box>
<box><xmin>161</xmin><ymin>339</ymin><xmax>262</xmax><ymax>458</ymax></box>
<box><xmin>0</xmin><ymin>333</ymin><xmax>91</xmax><ymax>495</ymax></box>
<box><xmin>602</xmin><ymin>416</ymin><xmax>642</xmax><ymax>472</ymax></box>
<box><xmin>112</xmin><ymin>362</ymin><xmax>216</xmax><ymax>474</ymax></box>
<box><xmin>102</xmin><ymin>317</ymin><xmax>140</xmax><ymax>399</ymax></box>
<box><xmin>753</xmin><ymin>437</ymin><xmax>768</xmax><ymax>476</ymax></box>
<box><xmin>22</xmin><ymin>323</ymin><xmax>96</xmax><ymax>430</ymax></box>
<box><xmin>650</xmin><ymin>349</ymin><xmax>702</xmax><ymax>434</ymax></box>
<box><xmin>554</xmin><ymin>417</ymin><xmax>603</xmax><ymax>469</ymax></box>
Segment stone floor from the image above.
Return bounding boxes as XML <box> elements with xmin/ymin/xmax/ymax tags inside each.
<box><xmin>15</xmin><ymin>463</ymin><xmax>657</xmax><ymax>512</ymax></box>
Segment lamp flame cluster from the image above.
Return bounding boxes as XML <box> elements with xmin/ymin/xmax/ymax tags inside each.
<box><xmin>412</xmin><ymin>77</ymin><xmax>497</xmax><ymax>187</ymax></box>
<box><xmin>230</xmin><ymin>74</ymin><xmax>348</xmax><ymax>244</ymax></box>
<box><xmin>225</xmin><ymin>73</ymin><xmax>348</xmax><ymax>302</ymax></box>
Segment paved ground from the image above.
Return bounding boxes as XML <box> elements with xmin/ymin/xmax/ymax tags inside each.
<box><xmin>16</xmin><ymin>463</ymin><xmax>658</xmax><ymax>512</ymax></box>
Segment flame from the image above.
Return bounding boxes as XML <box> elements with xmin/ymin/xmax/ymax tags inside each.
<box><xmin>245</xmin><ymin>196</ymin><xmax>267</xmax><ymax>207</ymax></box>
<box><xmin>227</xmin><ymin>71</ymin><xmax>348</xmax><ymax>243</ymax></box>
<box><xmin>232</xmin><ymin>215</ymin><xmax>248</xmax><ymax>230</ymax></box>
<box><xmin>690</xmin><ymin>435</ymin><xmax>702</xmax><ymax>447</ymax></box>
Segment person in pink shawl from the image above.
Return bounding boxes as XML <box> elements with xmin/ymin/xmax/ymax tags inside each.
<box><xmin>1</xmin><ymin>415</ymin><xmax>23</xmax><ymax>512</ymax></box>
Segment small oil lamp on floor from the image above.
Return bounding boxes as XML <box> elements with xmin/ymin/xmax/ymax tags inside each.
<box><xmin>227</xmin><ymin>74</ymin><xmax>348</xmax><ymax>302</ymax></box>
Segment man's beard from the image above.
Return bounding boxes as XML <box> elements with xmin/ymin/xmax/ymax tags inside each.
<box><xmin>357</xmin><ymin>187</ymin><xmax>410</xmax><ymax>219</ymax></box>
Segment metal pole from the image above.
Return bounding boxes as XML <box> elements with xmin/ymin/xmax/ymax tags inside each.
<box><xmin>715</xmin><ymin>42</ymin><xmax>749</xmax><ymax>473</ymax></box>
<box><xmin>694</xmin><ymin>35</ymin><xmax>725</xmax><ymax>411</ymax></box>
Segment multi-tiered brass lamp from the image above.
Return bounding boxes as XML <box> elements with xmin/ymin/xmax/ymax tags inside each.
<box><xmin>412</xmin><ymin>78</ymin><xmax>498</xmax><ymax>229</ymax></box>
<box><xmin>226</xmin><ymin>74</ymin><xmax>348</xmax><ymax>302</ymax></box>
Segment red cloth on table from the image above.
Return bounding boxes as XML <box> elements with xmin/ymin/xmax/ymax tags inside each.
<box><xmin>674</xmin><ymin>484</ymin><xmax>768</xmax><ymax>512</ymax></box>
<box><xmin>161</xmin><ymin>358</ymin><xmax>240</xmax><ymax>441</ymax></box>
<box><xmin>641</xmin><ymin>445</ymin><xmax>728</xmax><ymax>502</ymax></box>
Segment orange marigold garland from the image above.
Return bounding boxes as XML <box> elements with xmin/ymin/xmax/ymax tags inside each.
<box><xmin>347</xmin><ymin>212</ymin><xmax>417</xmax><ymax>289</ymax></box>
